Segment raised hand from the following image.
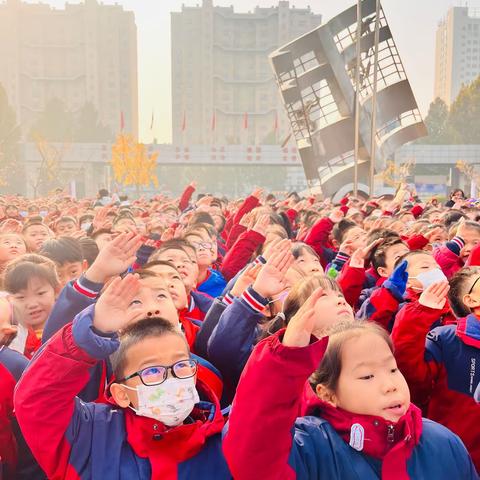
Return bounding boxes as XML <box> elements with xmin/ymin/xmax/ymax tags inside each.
<box><xmin>282</xmin><ymin>287</ymin><xmax>325</xmax><ymax>347</ymax></box>
<box><xmin>85</xmin><ymin>232</ymin><xmax>143</xmax><ymax>284</ymax></box>
<box><xmin>251</xmin><ymin>187</ymin><xmax>264</xmax><ymax>200</ymax></box>
<box><xmin>419</xmin><ymin>281</ymin><xmax>450</xmax><ymax>310</ymax></box>
<box><xmin>230</xmin><ymin>263</ymin><xmax>262</xmax><ymax>297</ymax></box>
<box><xmin>251</xmin><ymin>214</ymin><xmax>270</xmax><ymax>237</ymax></box>
<box><xmin>384</xmin><ymin>260</ymin><xmax>409</xmax><ymax>299</ymax></box>
<box><xmin>239</xmin><ymin>211</ymin><xmax>254</xmax><ymax>228</ymax></box>
<box><xmin>93</xmin><ymin>274</ymin><xmax>140</xmax><ymax>334</ymax></box>
<box><xmin>0</xmin><ymin>219</ymin><xmax>23</xmax><ymax>234</ymax></box>
<box><xmin>350</xmin><ymin>238</ymin><xmax>383</xmax><ymax>269</ymax></box>
<box><xmin>262</xmin><ymin>238</ymin><xmax>291</xmax><ymax>261</ymax></box>
<box><xmin>161</xmin><ymin>227</ymin><xmax>175</xmax><ymax>242</ymax></box>
<box><xmin>329</xmin><ymin>208</ymin><xmax>344</xmax><ymax>224</ymax></box>
<box><xmin>252</xmin><ymin>248</ymin><xmax>294</xmax><ymax>298</ymax></box>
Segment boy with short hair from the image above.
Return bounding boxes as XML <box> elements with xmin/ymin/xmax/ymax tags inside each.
<box><xmin>14</xmin><ymin>275</ymin><xmax>231</xmax><ymax>480</ymax></box>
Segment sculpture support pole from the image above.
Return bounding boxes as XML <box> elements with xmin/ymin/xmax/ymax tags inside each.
<box><xmin>369</xmin><ymin>0</ymin><xmax>381</xmax><ymax>197</ymax></box>
<box><xmin>353</xmin><ymin>0</ymin><xmax>362</xmax><ymax>197</ymax></box>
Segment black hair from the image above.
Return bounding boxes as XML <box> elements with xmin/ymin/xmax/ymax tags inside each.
<box><xmin>332</xmin><ymin>219</ymin><xmax>356</xmax><ymax>244</ymax></box>
<box><xmin>40</xmin><ymin>237</ymin><xmax>83</xmax><ymax>265</ymax></box>
<box><xmin>448</xmin><ymin>267</ymin><xmax>480</xmax><ymax>318</ymax></box>
<box><xmin>78</xmin><ymin>237</ymin><xmax>100</xmax><ymax>267</ymax></box>
<box><xmin>444</xmin><ymin>211</ymin><xmax>467</xmax><ymax>230</ymax></box>
<box><xmin>111</xmin><ymin>317</ymin><xmax>188</xmax><ymax>380</ymax></box>
<box><xmin>371</xmin><ymin>237</ymin><xmax>406</xmax><ymax>272</ymax></box>
<box><xmin>190</xmin><ymin>211</ymin><xmax>215</xmax><ymax>227</ymax></box>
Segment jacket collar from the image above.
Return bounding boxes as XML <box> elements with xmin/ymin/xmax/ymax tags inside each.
<box><xmin>306</xmin><ymin>397</ymin><xmax>422</xmax><ymax>480</ymax></box>
<box><xmin>124</xmin><ymin>379</ymin><xmax>225</xmax><ymax>476</ymax></box>
<box><xmin>457</xmin><ymin>314</ymin><xmax>480</xmax><ymax>348</ymax></box>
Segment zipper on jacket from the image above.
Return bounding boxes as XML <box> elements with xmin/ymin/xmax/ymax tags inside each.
<box><xmin>387</xmin><ymin>424</ymin><xmax>395</xmax><ymax>443</ymax></box>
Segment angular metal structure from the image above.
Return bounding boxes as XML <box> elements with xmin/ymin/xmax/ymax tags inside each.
<box><xmin>269</xmin><ymin>0</ymin><xmax>427</xmax><ymax>197</ymax></box>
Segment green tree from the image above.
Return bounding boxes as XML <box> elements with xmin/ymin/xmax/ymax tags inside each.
<box><xmin>0</xmin><ymin>82</ymin><xmax>22</xmax><ymax>188</ymax></box>
<box><xmin>419</xmin><ymin>97</ymin><xmax>451</xmax><ymax>144</ymax></box>
<box><xmin>74</xmin><ymin>102</ymin><xmax>113</xmax><ymax>143</ymax></box>
<box><xmin>449</xmin><ymin>76</ymin><xmax>480</xmax><ymax>144</ymax></box>
<box><xmin>29</xmin><ymin>97</ymin><xmax>74</xmax><ymax>142</ymax></box>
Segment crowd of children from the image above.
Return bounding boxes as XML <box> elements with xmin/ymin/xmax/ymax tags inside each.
<box><xmin>1</xmin><ymin>184</ymin><xmax>480</xmax><ymax>479</ymax></box>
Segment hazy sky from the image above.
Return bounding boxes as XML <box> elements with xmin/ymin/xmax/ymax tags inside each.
<box><xmin>24</xmin><ymin>0</ymin><xmax>480</xmax><ymax>143</ymax></box>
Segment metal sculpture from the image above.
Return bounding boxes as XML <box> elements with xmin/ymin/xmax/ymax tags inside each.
<box><xmin>269</xmin><ymin>0</ymin><xmax>427</xmax><ymax>198</ymax></box>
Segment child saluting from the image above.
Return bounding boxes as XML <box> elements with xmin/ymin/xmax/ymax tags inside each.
<box><xmin>224</xmin><ymin>287</ymin><xmax>478</xmax><ymax>479</ymax></box>
<box><xmin>15</xmin><ymin>274</ymin><xmax>230</xmax><ymax>480</ymax></box>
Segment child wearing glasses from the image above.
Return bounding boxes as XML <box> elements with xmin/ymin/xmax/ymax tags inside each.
<box><xmin>184</xmin><ymin>231</ymin><xmax>226</xmax><ymax>298</ymax></box>
<box><xmin>392</xmin><ymin>267</ymin><xmax>480</xmax><ymax>472</ymax></box>
<box><xmin>14</xmin><ymin>274</ymin><xmax>231</xmax><ymax>480</ymax></box>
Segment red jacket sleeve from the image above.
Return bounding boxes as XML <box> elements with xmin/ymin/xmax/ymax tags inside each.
<box><xmin>391</xmin><ymin>301</ymin><xmax>441</xmax><ymax>406</ymax></box>
<box><xmin>221</xmin><ymin>230</ymin><xmax>266</xmax><ymax>281</ymax></box>
<box><xmin>232</xmin><ymin>195</ymin><xmax>260</xmax><ymax>226</ymax></box>
<box><xmin>338</xmin><ymin>264</ymin><xmax>366</xmax><ymax>309</ymax></box>
<box><xmin>467</xmin><ymin>243</ymin><xmax>480</xmax><ymax>267</ymax></box>
<box><xmin>357</xmin><ymin>286</ymin><xmax>401</xmax><ymax>331</ymax></box>
<box><xmin>223</xmin><ymin>332</ymin><xmax>328</xmax><ymax>480</ymax></box>
<box><xmin>303</xmin><ymin>217</ymin><xmax>334</xmax><ymax>258</ymax></box>
<box><xmin>225</xmin><ymin>223</ymin><xmax>247</xmax><ymax>251</ymax></box>
<box><xmin>178</xmin><ymin>185</ymin><xmax>195</xmax><ymax>212</ymax></box>
<box><xmin>411</xmin><ymin>205</ymin><xmax>424</xmax><ymax>219</ymax></box>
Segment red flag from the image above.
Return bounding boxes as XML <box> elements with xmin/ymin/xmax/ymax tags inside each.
<box><xmin>211</xmin><ymin>111</ymin><xmax>216</xmax><ymax>131</ymax></box>
<box><xmin>243</xmin><ymin>112</ymin><xmax>248</xmax><ymax>129</ymax></box>
<box><xmin>274</xmin><ymin>111</ymin><xmax>279</xmax><ymax>131</ymax></box>
<box><xmin>120</xmin><ymin>111</ymin><xmax>125</xmax><ymax>131</ymax></box>
<box><xmin>181</xmin><ymin>111</ymin><xmax>186</xmax><ymax>132</ymax></box>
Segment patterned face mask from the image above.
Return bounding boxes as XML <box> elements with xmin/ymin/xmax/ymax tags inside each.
<box><xmin>125</xmin><ymin>376</ymin><xmax>199</xmax><ymax>427</ymax></box>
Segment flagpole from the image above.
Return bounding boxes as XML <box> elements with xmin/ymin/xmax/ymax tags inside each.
<box><xmin>353</xmin><ymin>0</ymin><xmax>362</xmax><ymax>197</ymax></box>
<box><xmin>369</xmin><ymin>0</ymin><xmax>381</xmax><ymax>197</ymax></box>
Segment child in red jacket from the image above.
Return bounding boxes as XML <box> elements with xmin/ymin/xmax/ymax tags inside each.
<box><xmin>14</xmin><ymin>274</ymin><xmax>231</xmax><ymax>480</ymax></box>
<box><xmin>224</xmin><ymin>287</ymin><xmax>477</xmax><ymax>479</ymax></box>
<box><xmin>392</xmin><ymin>267</ymin><xmax>480</xmax><ymax>471</ymax></box>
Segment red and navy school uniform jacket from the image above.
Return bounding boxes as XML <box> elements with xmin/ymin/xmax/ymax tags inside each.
<box><xmin>223</xmin><ymin>331</ymin><xmax>478</xmax><ymax>480</ymax></box>
<box><xmin>433</xmin><ymin>236</ymin><xmax>465</xmax><ymax>279</ymax></box>
<box><xmin>14</xmin><ymin>310</ymin><xmax>231</xmax><ymax>480</ymax></box>
<box><xmin>207</xmin><ymin>287</ymin><xmax>268</xmax><ymax>403</ymax></box>
<box><xmin>392</xmin><ymin>306</ymin><xmax>480</xmax><ymax>471</ymax></box>
<box><xmin>194</xmin><ymin>298</ymin><xmax>228</xmax><ymax>360</ymax></box>
<box><xmin>0</xmin><ymin>346</ymin><xmax>28</xmax><ymax>480</ymax></box>
<box><xmin>0</xmin><ymin>346</ymin><xmax>45</xmax><ymax>480</ymax></box>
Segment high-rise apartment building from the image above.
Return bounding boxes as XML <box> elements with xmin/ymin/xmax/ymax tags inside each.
<box><xmin>434</xmin><ymin>6</ymin><xmax>480</xmax><ymax>105</ymax></box>
<box><xmin>0</xmin><ymin>0</ymin><xmax>138</xmax><ymax>138</ymax></box>
<box><xmin>171</xmin><ymin>0</ymin><xmax>321</xmax><ymax>145</ymax></box>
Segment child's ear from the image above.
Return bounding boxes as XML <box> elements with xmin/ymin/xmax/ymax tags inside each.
<box><xmin>110</xmin><ymin>383</ymin><xmax>133</xmax><ymax>408</ymax></box>
<box><xmin>377</xmin><ymin>267</ymin><xmax>388</xmax><ymax>278</ymax></box>
<box><xmin>463</xmin><ymin>293</ymin><xmax>480</xmax><ymax>311</ymax></box>
<box><xmin>315</xmin><ymin>384</ymin><xmax>338</xmax><ymax>407</ymax></box>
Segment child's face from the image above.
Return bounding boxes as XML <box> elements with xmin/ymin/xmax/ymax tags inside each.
<box><xmin>343</xmin><ymin>226</ymin><xmax>367</xmax><ymax>250</ymax></box>
<box><xmin>0</xmin><ymin>234</ymin><xmax>27</xmax><ymax>264</ymax></box>
<box><xmin>155</xmin><ymin>249</ymin><xmax>198</xmax><ymax>292</ymax></box>
<box><xmin>56</xmin><ymin>220</ymin><xmax>77</xmax><ymax>236</ymax></box>
<box><xmin>126</xmin><ymin>277</ymin><xmax>179</xmax><ymax>326</ymax></box>
<box><xmin>406</xmin><ymin>253</ymin><xmax>439</xmax><ymax>290</ymax></box>
<box><xmin>312</xmin><ymin>290</ymin><xmax>354</xmax><ymax>335</ymax></box>
<box><xmin>144</xmin><ymin>265</ymin><xmax>188</xmax><ymax>310</ymax></box>
<box><xmin>324</xmin><ymin>333</ymin><xmax>410</xmax><ymax>422</ymax></box>
<box><xmin>460</xmin><ymin>227</ymin><xmax>480</xmax><ymax>261</ymax></box>
<box><xmin>378</xmin><ymin>243</ymin><xmax>409</xmax><ymax>278</ymax></box>
<box><xmin>112</xmin><ymin>333</ymin><xmax>191</xmax><ymax>409</ymax></box>
<box><xmin>187</xmin><ymin>235</ymin><xmax>214</xmax><ymax>268</ymax></box>
<box><xmin>56</xmin><ymin>261</ymin><xmax>85</xmax><ymax>287</ymax></box>
<box><xmin>9</xmin><ymin>277</ymin><xmax>56</xmax><ymax>329</ymax></box>
<box><xmin>6</xmin><ymin>206</ymin><xmax>18</xmax><ymax>217</ymax></box>
<box><xmin>294</xmin><ymin>250</ymin><xmax>323</xmax><ymax>276</ymax></box>
<box><xmin>23</xmin><ymin>225</ymin><xmax>51</xmax><ymax>252</ymax></box>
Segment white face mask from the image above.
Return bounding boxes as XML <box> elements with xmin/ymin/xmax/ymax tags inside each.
<box><xmin>125</xmin><ymin>376</ymin><xmax>199</xmax><ymax>427</ymax></box>
<box><xmin>410</xmin><ymin>268</ymin><xmax>447</xmax><ymax>290</ymax></box>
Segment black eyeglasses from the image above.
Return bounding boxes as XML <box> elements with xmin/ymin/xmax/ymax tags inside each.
<box><xmin>468</xmin><ymin>276</ymin><xmax>480</xmax><ymax>295</ymax></box>
<box><xmin>118</xmin><ymin>359</ymin><xmax>198</xmax><ymax>386</ymax></box>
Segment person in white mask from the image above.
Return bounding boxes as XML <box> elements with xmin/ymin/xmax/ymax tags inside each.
<box><xmin>14</xmin><ymin>274</ymin><xmax>231</xmax><ymax>479</ymax></box>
